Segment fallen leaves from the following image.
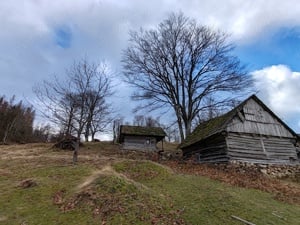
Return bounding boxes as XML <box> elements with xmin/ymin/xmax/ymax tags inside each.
<box><xmin>17</xmin><ymin>179</ymin><xmax>37</xmax><ymax>189</ymax></box>
<box><xmin>164</xmin><ymin>161</ymin><xmax>300</xmax><ymax>204</ymax></box>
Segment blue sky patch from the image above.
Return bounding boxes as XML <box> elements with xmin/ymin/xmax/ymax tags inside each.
<box><xmin>235</xmin><ymin>27</ymin><xmax>300</xmax><ymax>71</ymax></box>
<box><xmin>54</xmin><ymin>25</ymin><xmax>72</xmax><ymax>48</ymax></box>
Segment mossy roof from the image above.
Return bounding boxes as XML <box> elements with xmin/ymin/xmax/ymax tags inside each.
<box><xmin>119</xmin><ymin>125</ymin><xmax>166</xmax><ymax>142</ymax></box>
<box><xmin>180</xmin><ymin>110</ymin><xmax>235</xmax><ymax>149</ymax></box>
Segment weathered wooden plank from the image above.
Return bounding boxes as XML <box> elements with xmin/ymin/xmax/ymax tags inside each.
<box><xmin>228</xmin><ymin>147</ymin><xmax>264</xmax><ymax>153</ymax></box>
<box><xmin>227</xmin><ymin>141</ymin><xmax>262</xmax><ymax>149</ymax></box>
<box><xmin>227</xmin><ymin>133</ymin><xmax>262</xmax><ymax>140</ymax></box>
<box><xmin>228</xmin><ymin>148</ymin><xmax>265</xmax><ymax>155</ymax></box>
<box><xmin>228</xmin><ymin>152</ymin><xmax>267</xmax><ymax>160</ymax></box>
<box><xmin>199</xmin><ymin>155</ymin><xmax>229</xmax><ymax>162</ymax></box>
<box><xmin>231</xmin><ymin>215</ymin><xmax>256</xmax><ymax>225</ymax></box>
<box><xmin>227</xmin><ymin>99</ymin><xmax>294</xmax><ymax>138</ymax></box>
<box><xmin>264</xmin><ymin>145</ymin><xmax>296</xmax><ymax>151</ymax></box>
<box><xmin>201</xmin><ymin>152</ymin><xmax>227</xmax><ymax>159</ymax></box>
<box><xmin>227</xmin><ymin>140</ymin><xmax>263</xmax><ymax>152</ymax></box>
<box><xmin>227</xmin><ymin>121</ymin><xmax>293</xmax><ymax>137</ymax></box>
<box><xmin>227</xmin><ymin>133</ymin><xmax>297</xmax><ymax>153</ymax></box>
<box><xmin>186</xmin><ymin>138</ymin><xmax>228</xmax><ymax>162</ymax></box>
<box><xmin>263</xmin><ymin>142</ymin><xmax>295</xmax><ymax>147</ymax></box>
<box><xmin>263</xmin><ymin>143</ymin><xmax>295</xmax><ymax>148</ymax></box>
<box><xmin>243</xmin><ymin>98</ymin><xmax>278</xmax><ymax>123</ymax></box>
<box><xmin>197</xmin><ymin>145</ymin><xmax>227</xmax><ymax>152</ymax></box>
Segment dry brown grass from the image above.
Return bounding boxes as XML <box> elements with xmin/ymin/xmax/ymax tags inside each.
<box><xmin>164</xmin><ymin>161</ymin><xmax>300</xmax><ymax>205</ymax></box>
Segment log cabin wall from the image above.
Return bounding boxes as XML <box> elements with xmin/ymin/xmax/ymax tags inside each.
<box><xmin>122</xmin><ymin>136</ymin><xmax>157</xmax><ymax>150</ymax></box>
<box><xmin>182</xmin><ymin>135</ymin><xmax>229</xmax><ymax>162</ymax></box>
<box><xmin>226</xmin><ymin>133</ymin><xmax>298</xmax><ymax>164</ymax></box>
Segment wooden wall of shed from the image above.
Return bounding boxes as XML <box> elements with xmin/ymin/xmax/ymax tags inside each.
<box><xmin>122</xmin><ymin>136</ymin><xmax>157</xmax><ymax>150</ymax></box>
<box><xmin>226</xmin><ymin>133</ymin><xmax>298</xmax><ymax>164</ymax></box>
<box><xmin>182</xmin><ymin>135</ymin><xmax>229</xmax><ymax>163</ymax></box>
<box><xmin>227</xmin><ymin>98</ymin><xmax>293</xmax><ymax>138</ymax></box>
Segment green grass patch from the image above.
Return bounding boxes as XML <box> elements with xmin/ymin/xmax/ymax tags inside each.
<box><xmin>62</xmin><ymin>174</ymin><xmax>181</xmax><ymax>224</ymax></box>
<box><xmin>114</xmin><ymin>160</ymin><xmax>171</xmax><ymax>182</ymax></box>
<box><xmin>113</xmin><ymin>160</ymin><xmax>300</xmax><ymax>225</ymax></box>
<box><xmin>1</xmin><ymin>143</ymin><xmax>299</xmax><ymax>225</ymax></box>
<box><xmin>0</xmin><ymin>163</ymin><xmax>94</xmax><ymax>225</ymax></box>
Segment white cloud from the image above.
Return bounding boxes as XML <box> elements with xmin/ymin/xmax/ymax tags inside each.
<box><xmin>2</xmin><ymin>0</ymin><xmax>300</xmax><ymax>43</ymax></box>
<box><xmin>2</xmin><ymin>0</ymin><xmax>300</xmax><ymax>131</ymax></box>
<box><xmin>252</xmin><ymin>65</ymin><xmax>300</xmax><ymax>131</ymax></box>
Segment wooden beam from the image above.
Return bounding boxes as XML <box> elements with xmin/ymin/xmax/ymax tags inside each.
<box><xmin>231</xmin><ymin>215</ymin><xmax>256</xmax><ymax>225</ymax></box>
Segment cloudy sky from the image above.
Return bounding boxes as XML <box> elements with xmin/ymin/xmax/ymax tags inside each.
<box><xmin>1</xmin><ymin>0</ymin><xmax>300</xmax><ymax>133</ymax></box>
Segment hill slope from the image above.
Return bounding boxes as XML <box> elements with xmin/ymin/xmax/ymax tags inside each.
<box><xmin>0</xmin><ymin>143</ymin><xmax>299</xmax><ymax>225</ymax></box>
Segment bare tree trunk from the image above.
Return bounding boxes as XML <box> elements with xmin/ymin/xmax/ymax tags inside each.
<box><xmin>65</xmin><ymin>106</ymin><xmax>74</xmax><ymax>136</ymax></box>
<box><xmin>84</xmin><ymin>130</ymin><xmax>89</xmax><ymax>142</ymax></box>
<box><xmin>177</xmin><ymin>118</ymin><xmax>184</xmax><ymax>142</ymax></box>
<box><xmin>175</xmin><ymin>105</ymin><xmax>185</xmax><ymax>141</ymax></box>
<box><xmin>3</xmin><ymin>117</ymin><xmax>17</xmax><ymax>144</ymax></box>
<box><xmin>91</xmin><ymin>132</ymin><xmax>96</xmax><ymax>142</ymax></box>
<box><xmin>72</xmin><ymin>138</ymin><xmax>79</xmax><ymax>164</ymax></box>
<box><xmin>84</xmin><ymin>120</ymin><xmax>92</xmax><ymax>142</ymax></box>
<box><xmin>184</xmin><ymin>120</ymin><xmax>192</xmax><ymax>138</ymax></box>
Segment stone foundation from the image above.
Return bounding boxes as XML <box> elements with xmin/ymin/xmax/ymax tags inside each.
<box><xmin>229</xmin><ymin>160</ymin><xmax>300</xmax><ymax>179</ymax></box>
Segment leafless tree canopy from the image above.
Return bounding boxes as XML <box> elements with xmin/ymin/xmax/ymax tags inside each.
<box><xmin>34</xmin><ymin>59</ymin><xmax>113</xmax><ymax>162</ymax></box>
<box><xmin>122</xmin><ymin>13</ymin><xmax>252</xmax><ymax>141</ymax></box>
<box><xmin>133</xmin><ymin>115</ymin><xmax>160</xmax><ymax>127</ymax></box>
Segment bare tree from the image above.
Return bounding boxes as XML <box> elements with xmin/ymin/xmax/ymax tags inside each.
<box><xmin>133</xmin><ymin>115</ymin><xmax>145</xmax><ymax>126</ymax></box>
<box><xmin>145</xmin><ymin>116</ymin><xmax>160</xmax><ymax>127</ymax></box>
<box><xmin>122</xmin><ymin>12</ymin><xmax>252</xmax><ymax>141</ymax></box>
<box><xmin>32</xmin><ymin>124</ymin><xmax>52</xmax><ymax>143</ymax></box>
<box><xmin>34</xmin><ymin>59</ymin><xmax>113</xmax><ymax>162</ymax></box>
<box><xmin>83</xmin><ymin>63</ymin><xmax>113</xmax><ymax>141</ymax></box>
<box><xmin>132</xmin><ymin>114</ymin><xmax>161</xmax><ymax>127</ymax></box>
<box><xmin>161</xmin><ymin>121</ymin><xmax>180</xmax><ymax>142</ymax></box>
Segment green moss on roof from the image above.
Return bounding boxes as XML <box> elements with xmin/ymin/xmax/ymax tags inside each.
<box><xmin>180</xmin><ymin>110</ymin><xmax>235</xmax><ymax>149</ymax></box>
<box><xmin>120</xmin><ymin>125</ymin><xmax>166</xmax><ymax>137</ymax></box>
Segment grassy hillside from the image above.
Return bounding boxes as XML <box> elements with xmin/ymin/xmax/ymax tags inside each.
<box><xmin>0</xmin><ymin>143</ymin><xmax>299</xmax><ymax>225</ymax></box>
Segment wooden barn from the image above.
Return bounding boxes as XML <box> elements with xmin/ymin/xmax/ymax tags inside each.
<box><xmin>180</xmin><ymin>95</ymin><xmax>299</xmax><ymax>164</ymax></box>
<box><xmin>119</xmin><ymin>125</ymin><xmax>166</xmax><ymax>151</ymax></box>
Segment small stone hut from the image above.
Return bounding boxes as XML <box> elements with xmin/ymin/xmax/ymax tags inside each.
<box><xmin>119</xmin><ymin>125</ymin><xmax>166</xmax><ymax>151</ymax></box>
<box><xmin>180</xmin><ymin>95</ymin><xmax>299</xmax><ymax>164</ymax></box>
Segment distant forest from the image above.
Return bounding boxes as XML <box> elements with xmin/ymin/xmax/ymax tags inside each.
<box><xmin>0</xmin><ymin>96</ymin><xmax>51</xmax><ymax>144</ymax></box>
